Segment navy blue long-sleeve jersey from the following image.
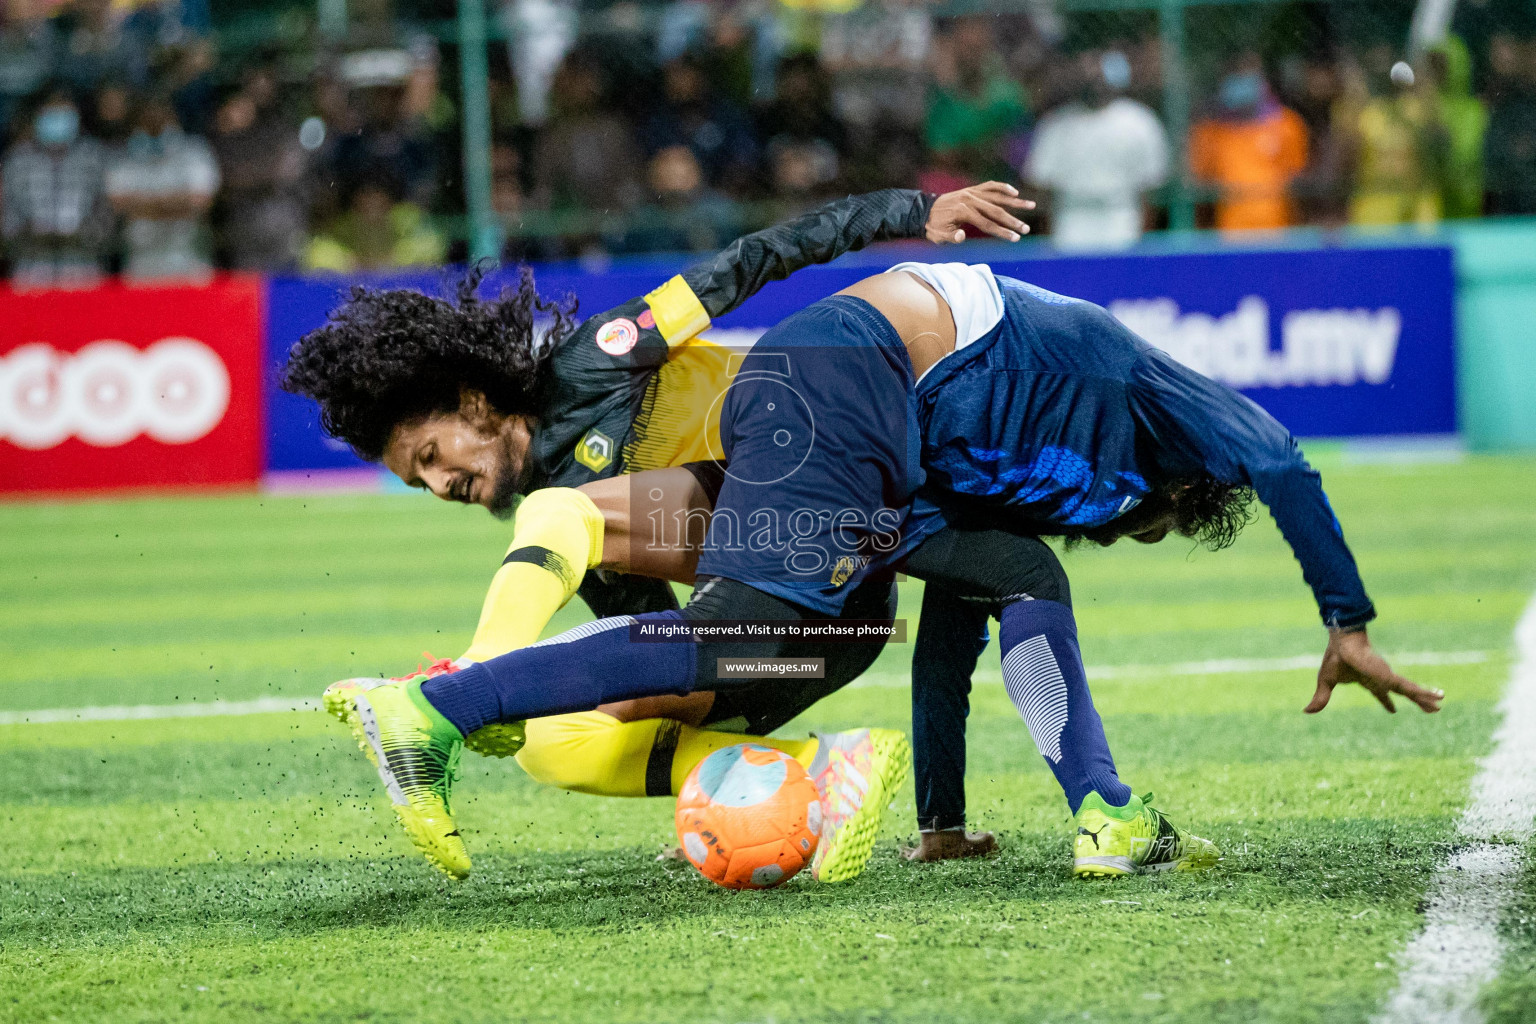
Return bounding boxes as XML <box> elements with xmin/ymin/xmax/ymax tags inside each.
<box><xmin>915</xmin><ymin>274</ymin><xmax>1375</xmax><ymax>629</ymax></box>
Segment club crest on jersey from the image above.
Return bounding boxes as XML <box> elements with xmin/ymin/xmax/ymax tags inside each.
<box><xmin>595</xmin><ymin>317</ymin><xmax>639</xmax><ymax>356</ymax></box>
<box><xmin>636</xmin><ymin>308</ymin><xmax>656</xmax><ymax>330</ymax></box>
<box><xmin>830</xmin><ymin>555</ymin><xmax>867</xmax><ymax>587</ymax></box>
<box><xmin>575</xmin><ymin>428</ymin><xmax>614</xmax><ymax>472</ymax></box>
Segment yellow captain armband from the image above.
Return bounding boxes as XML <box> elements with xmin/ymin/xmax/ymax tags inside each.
<box><xmin>643</xmin><ymin>275</ymin><xmax>711</xmax><ymax>348</ymax></box>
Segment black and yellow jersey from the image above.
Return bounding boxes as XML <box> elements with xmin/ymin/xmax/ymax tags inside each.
<box><xmin>527</xmin><ymin>188</ymin><xmax>937</xmax><ymax>492</ymax></box>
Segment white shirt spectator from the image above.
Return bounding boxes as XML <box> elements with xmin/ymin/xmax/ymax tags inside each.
<box><xmin>1026</xmin><ymin>97</ymin><xmax>1169</xmax><ymax>250</ymax></box>
<box><xmin>106</xmin><ymin>127</ymin><xmax>221</xmax><ymax>282</ymax></box>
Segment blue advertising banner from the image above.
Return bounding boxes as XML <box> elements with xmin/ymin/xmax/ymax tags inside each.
<box><xmin>264</xmin><ymin>243</ymin><xmax>1456</xmax><ymax>473</ymax></box>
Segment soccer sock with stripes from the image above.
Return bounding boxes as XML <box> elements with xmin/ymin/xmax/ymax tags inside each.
<box><xmin>458</xmin><ymin>487</ymin><xmax>605</xmax><ymax>664</ymax></box>
<box><xmin>998</xmin><ymin>598</ymin><xmax>1131</xmax><ymax>814</ymax></box>
<box><xmin>422</xmin><ymin>610</ymin><xmax>700</xmax><ymax>736</ymax></box>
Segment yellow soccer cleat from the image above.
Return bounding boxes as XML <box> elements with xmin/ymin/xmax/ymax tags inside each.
<box><xmin>323</xmin><ymin>676</ymin><xmax>387</xmax><ymax>765</ymax></box>
<box><xmin>1072</xmin><ymin>791</ymin><xmax>1221</xmax><ymax>878</ymax></box>
<box><xmin>348</xmin><ymin>676</ymin><xmax>472</xmax><ymax>880</ymax></box>
<box><xmin>809</xmin><ymin>728</ymin><xmax>911</xmax><ymax>883</ymax></box>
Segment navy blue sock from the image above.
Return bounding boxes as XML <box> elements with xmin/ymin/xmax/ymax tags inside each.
<box><xmin>422</xmin><ymin>611</ymin><xmax>698</xmax><ymax>736</ymax></box>
<box><xmin>998</xmin><ymin>599</ymin><xmax>1130</xmax><ymax>813</ymax></box>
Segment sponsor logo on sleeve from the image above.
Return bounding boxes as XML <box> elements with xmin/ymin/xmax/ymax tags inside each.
<box><xmin>595</xmin><ymin>318</ymin><xmax>639</xmax><ymax>356</ymax></box>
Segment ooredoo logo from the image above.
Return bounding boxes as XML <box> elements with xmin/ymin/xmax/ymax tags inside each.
<box><xmin>0</xmin><ymin>338</ymin><xmax>231</xmax><ymax>450</ymax></box>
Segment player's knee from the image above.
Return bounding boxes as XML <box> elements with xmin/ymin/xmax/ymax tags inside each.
<box><xmin>506</xmin><ymin>487</ymin><xmax>605</xmax><ymax>578</ymax></box>
<box><xmin>515</xmin><ymin>711</ymin><xmax>650</xmax><ymax>795</ymax></box>
<box><xmin>997</xmin><ymin>537</ymin><xmax>1071</xmax><ymax>609</ymax></box>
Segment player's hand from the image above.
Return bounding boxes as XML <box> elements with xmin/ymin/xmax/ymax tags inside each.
<box><xmin>926</xmin><ymin>182</ymin><xmax>1035</xmax><ymax>244</ymax></box>
<box><xmin>1304</xmin><ymin>628</ymin><xmax>1443</xmax><ymax>714</ymax></box>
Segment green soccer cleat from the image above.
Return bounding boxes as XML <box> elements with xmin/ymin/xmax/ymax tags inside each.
<box><xmin>809</xmin><ymin>728</ymin><xmax>911</xmax><ymax>883</ymax></box>
<box><xmin>348</xmin><ymin>676</ymin><xmax>472</xmax><ymax>879</ymax></box>
<box><xmin>1072</xmin><ymin>791</ymin><xmax>1221</xmax><ymax>878</ymax></box>
<box><xmin>323</xmin><ymin>658</ymin><xmax>525</xmax><ymax>760</ymax></box>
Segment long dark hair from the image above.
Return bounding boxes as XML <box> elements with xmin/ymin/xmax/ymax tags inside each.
<box><xmin>279</xmin><ymin>265</ymin><xmax>577</xmax><ymax>460</ymax></box>
<box><xmin>1066</xmin><ymin>476</ymin><xmax>1258</xmax><ymax>550</ymax></box>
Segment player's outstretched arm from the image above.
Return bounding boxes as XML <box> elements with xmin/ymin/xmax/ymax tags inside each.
<box><xmin>1305</xmin><ymin>628</ymin><xmax>1444</xmax><ymax>714</ymax></box>
<box><xmin>1131</xmin><ymin>350</ymin><xmax>1442</xmax><ymax>715</ymax></box>
<box><xmin>550</xmin><ymin>184</ymin><xmax>1035</xmax><ymax>421</ymax></box>
<box><xmin>680</xmin><ymin>183</ymin><xmax>1035</xmax><ymax>324</ymax></box>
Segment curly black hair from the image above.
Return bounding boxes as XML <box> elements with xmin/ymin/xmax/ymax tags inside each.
<box><xmin>1171</xmin><ymin>475</ymin><xmax>1259</xmax><ymax>550</ymax></box>
<box><xmin>1066</xmin><ymin>475</ymin><xmax>1257</xmax><ymax>551</ymax></box>
<box><xmin>279</xmin><ymin>265</ymin><xmax>578</xmax><ymax>461</ymax></box>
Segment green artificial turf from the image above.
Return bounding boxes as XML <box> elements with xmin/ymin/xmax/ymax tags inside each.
<box><xmin>3</xmin><ymin>454</ymin><xmax>1534</xmax><ymax>1023</ymax></box>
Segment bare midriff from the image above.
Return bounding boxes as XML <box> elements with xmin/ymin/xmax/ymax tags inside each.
<box><xmin>837</xmin><ymin>271</ymin><xmax>957</xmax><ymax>380</ymax></box>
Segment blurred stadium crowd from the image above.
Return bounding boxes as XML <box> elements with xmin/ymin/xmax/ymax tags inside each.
<box><xmin>2</xmin><ymin>0</ymin><xmax>1535</xmax><ymax>285</ymax></box>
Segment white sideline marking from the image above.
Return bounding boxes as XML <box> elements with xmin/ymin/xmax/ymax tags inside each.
<box><xmin>1087</xmin><ymin>648</ymin><xmax>1488</xmax><ymax>681</ymax></box>
<box><xmin>850</xmin><ymin>648</ymin><xmax>1489</xmax><ymax>687</ymax></box>
<box><xmin>0</xmin><ymin>696</ymin><xmax>320</xmax><ymax>725</ymax></box>
<box><xmin>1376</xmin><ymin>596</ymin><xmax>1536</xmax><ymax>1024</ymax></box>
<box><xmin>0</xmin><ymin>649</ymin><xmax>1494</xmax><ymax>726</ymax></box>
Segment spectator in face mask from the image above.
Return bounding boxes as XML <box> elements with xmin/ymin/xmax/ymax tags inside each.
<box><xmin>105</xmin><ymin>92</ymin><xmax>220</xmax><ymax>282</ymax></box>
<box><xmin>1189</xmin><ymin>53</ymin><xmax>1309</xmax><ymax>232</ymax></box>
<box><xmin>1026</xmin><ymin>49</ymin><xmax>1168</xmax><ymax>250</ymax></box>
<box><xmin>2</xmin><ymin>85</ymin><xmax>110</xmax><ymax>288</ymax></box>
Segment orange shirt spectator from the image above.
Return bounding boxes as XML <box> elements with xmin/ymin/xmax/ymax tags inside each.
<box><xmin>1190</xmin><ymin>69</ymin><xmax>1309</xmax><ymax>232</ymax></box>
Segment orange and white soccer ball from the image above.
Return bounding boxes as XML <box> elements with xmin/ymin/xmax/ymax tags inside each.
<box><xmin>675</xmin><ymin>744</ymin><xmax>822</xmax><ymax>889</ymax></box>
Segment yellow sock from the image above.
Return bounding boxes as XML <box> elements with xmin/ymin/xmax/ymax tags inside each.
<box><xmin>516</xmin><ymin>712</ymin><xmax>663</xmax><ymax>797</ymax></box>
<box><xmin>460</xmin><ymin>488</ymin><xmax>604</xmax><ymax>663</ymax></box>
<box><xmin>514</xmin><ymin>711</ymin><xmax>818</xmax><ymax>798</ymax></box>
<box><xmin>456</xmin><ymin>487</ymin><xmax>819</xmax><ymax>800</ymax></box>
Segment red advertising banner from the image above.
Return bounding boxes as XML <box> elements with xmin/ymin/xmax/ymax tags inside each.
<box><xmin>0</xmin><ymin>276</ymin><xmax>263</xmax><ymax>494</ymax></box>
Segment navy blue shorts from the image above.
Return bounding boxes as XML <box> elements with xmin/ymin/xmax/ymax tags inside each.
<box><xmin>695</xmin><ymin>295</ymin><xmax>944</xmax><ymax>614</ymax></box>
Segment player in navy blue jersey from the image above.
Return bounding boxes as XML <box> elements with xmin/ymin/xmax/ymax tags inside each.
<box><xmin>284</xmin><ymin>186</ymin><xmax>1035</xmax><ymax>877</ymax></box>
<box><xmin>317</xmin><ymin>261</ymin><xmax>1443</xmax><ymax>881</ymax></box>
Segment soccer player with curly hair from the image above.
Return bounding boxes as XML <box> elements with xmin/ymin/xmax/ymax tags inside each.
<box><xmin>299</xmin><ymin>255</ymin><xmax>1443</xmax><ymax>883</ymax></box>
<box><xmin>284</xmin><ymin>184</ymin><xmax>1038</xmax><ymax>880</ymax></box>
